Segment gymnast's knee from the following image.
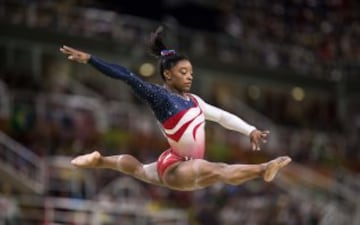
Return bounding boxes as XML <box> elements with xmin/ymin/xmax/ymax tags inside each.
<box><xmin>197</xmin><ymin>163</ymin><xmax>227</xmax><ymax>183</ymax></box>
<box><xmin>117</xmin><ymin>154</ymin><xmax>142</xmax><ymax>173</ymax></box>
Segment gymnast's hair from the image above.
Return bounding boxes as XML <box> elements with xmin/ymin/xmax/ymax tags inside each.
<box><xmin>148</xmin><ymin>26</ymin><xmax>188</xmax><ymax>81</ymax></box>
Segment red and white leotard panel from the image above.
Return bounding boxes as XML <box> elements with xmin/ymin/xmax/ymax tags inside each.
<box><xmin>157</xmin><ymin>94</ymin><xmax>256</xmax><ymax>178</ymax></box>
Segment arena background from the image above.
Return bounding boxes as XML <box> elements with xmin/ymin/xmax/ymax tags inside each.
<box><xmin>0</xmin><ymin>0</ymin><xmax>359</xmax><ymax>224</ymax></box>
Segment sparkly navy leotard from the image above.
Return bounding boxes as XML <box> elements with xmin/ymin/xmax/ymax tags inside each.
<box><xmin>89</xmin><ymin>56</ymin><xmax>197</xmax><ymax>123</ymax></box>
<box><xmin>89</xmin><ymin>56</ymin><xmax>206</xmax><ymax>159</ymax></box>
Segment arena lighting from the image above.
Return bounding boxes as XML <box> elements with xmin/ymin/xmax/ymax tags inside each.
<box><xmin>248</xmin><ymin>85</ymin><xmax>261</xmax><ymax>100</ymax></box>
<box><xmin>291</xmin><ymin>87</ymin><xmax>305</xmax><ymax>101</ymax></box>
<box><xmin>139</xmin><ymin>62</ymin><xmax>155</xmax><ymax>77</ymax></box>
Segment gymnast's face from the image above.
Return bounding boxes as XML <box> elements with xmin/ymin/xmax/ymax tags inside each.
<box><xmin>164</xmin><ymin>59</ymin><xmax>193</xmax><ymax>93</ymax></box>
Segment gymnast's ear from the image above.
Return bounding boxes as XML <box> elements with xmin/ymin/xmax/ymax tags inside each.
<box><xmin>164</xmin><ymin>70</ymin><xmax>172</xmax><ymax>81</ymax></box>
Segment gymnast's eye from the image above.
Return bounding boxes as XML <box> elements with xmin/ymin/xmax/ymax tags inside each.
<box><xmin>180</xmin><ymin>68</ymin><xmax>187</xmax><ymax>75</ymax></box>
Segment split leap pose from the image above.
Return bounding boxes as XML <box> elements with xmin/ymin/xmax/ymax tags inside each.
<box><xmin>60</xmin><ymin>27</ymin><xmax>291</xmax><ymax>191</ymax></box>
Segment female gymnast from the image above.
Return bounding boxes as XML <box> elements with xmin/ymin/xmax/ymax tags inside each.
<box><xmin>60</xmin><ymin>27</ymin><xmax>291</xmax><ymax>191</ymax></box>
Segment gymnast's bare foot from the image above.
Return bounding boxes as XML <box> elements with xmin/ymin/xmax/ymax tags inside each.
<box><xmin>263</xmin><ymin>156</ymin><xmax>292</xmax><ymax>182</ymax></box>
<box><xmin>71</xmin><ymin>151</ymin><xmax>102</xmax><ymax>168</ymax></box>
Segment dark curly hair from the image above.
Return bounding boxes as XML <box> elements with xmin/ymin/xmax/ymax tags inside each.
<box><xmin>148</xmin><ymin>26</ymin><xmax>188</xmax><ymax>81</ymax></box>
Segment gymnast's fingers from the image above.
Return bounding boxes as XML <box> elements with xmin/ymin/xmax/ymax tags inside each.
<box><xmin>60</xmin><ymin>47</ymin><xmax>73</xmax><ymax>55</ymax></box>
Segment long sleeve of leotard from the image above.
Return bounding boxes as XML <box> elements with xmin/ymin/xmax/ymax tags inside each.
<box><xmin>88</xmin><ymin>56</ymin><xmax>162</xmax><ymax>106</ymax></box>
<box><xmin>192</xmin><ymin>94</ymin><xmax>256</xmax><ymax>136</ymax></box>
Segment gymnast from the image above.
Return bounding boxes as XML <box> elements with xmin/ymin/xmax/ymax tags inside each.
<box><xmin>60</xmin><ymin>26</ymin><xmax>291</xmax><ymax>191</ymax></box>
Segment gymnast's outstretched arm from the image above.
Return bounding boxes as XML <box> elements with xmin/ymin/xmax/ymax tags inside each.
<box><xmin>60</xmin><ymin>45</ymin><xmax>164</xmax><ymax>106</ymax></box>
<box><xmin>192</xmin><ymin>94</ymin><xmax>269</xmax><ymax>151</ymax></box>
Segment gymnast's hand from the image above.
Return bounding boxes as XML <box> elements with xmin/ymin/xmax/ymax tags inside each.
<box><xmin>60</xmin><ymin>45</ymin><xmax>91</xmax><ymax>64</ymax></box>
<box><xmin>250</xmin><ymin>129</ymin><xmax>270</xmax><ymax>151</ymax></box>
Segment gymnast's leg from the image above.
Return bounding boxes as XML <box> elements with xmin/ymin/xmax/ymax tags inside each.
<box><xmin>71</xmin><ymin>151</ymin><xmax>162</xmax><ymax>186</ymax></box>
<box><xmin>163</xmin><ymin>156</ymin><xmax>291</xmax><ymax>191</ymax></box>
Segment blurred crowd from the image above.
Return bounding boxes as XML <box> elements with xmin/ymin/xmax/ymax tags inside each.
<box><xmin>219</xmin><ymin>0</ymin><xmax>360</xmax><ymax>78</ymax></box>
<box><xmin>1</xmin><ymin>0</ymin><xmax>359</xmax><ymax>81</ymax></box>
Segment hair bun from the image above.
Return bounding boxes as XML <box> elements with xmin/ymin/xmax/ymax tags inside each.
<box><xmin>149</xmin><ymin>26</ymin><xmax>168</xmax><ymax>57</ymax></box>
